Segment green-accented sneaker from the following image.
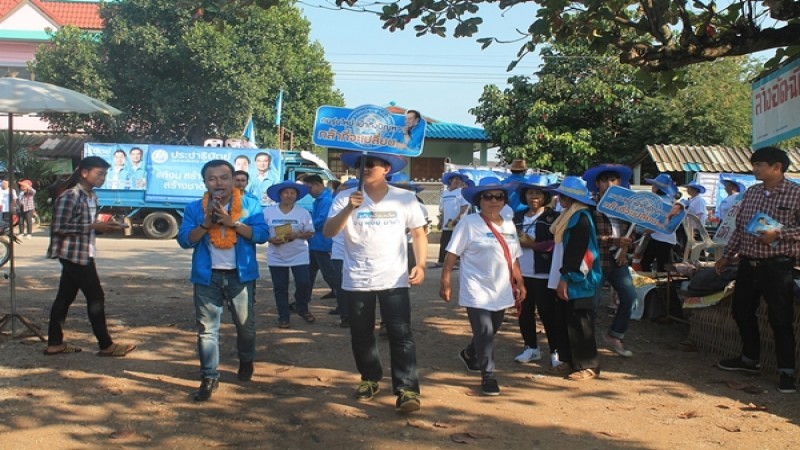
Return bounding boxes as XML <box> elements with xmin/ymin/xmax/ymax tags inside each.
<box><xmin>354</xmin><ymin>380</ymin><xmax>379</xmax><ymax>401</ymax></box>
<box><xmin>395</xmin><ymin>390</ymin><xmax>421</xmax><ymax>413</ymax></box>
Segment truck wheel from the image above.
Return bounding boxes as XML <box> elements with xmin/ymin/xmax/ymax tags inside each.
<box><xmin>142</xmin><ymin>212</ymin><xmax>178</xmax><ymax>239</ymax></box>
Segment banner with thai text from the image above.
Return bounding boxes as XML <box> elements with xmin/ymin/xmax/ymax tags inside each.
<box><xmin>752</xmin><ymin>55</ymin><xmax>800</xmax><ymax>147</ymax></box>
<box><xmin>312</xmin><ymin>104</ymin><xmax>425</xmax><ymax>156</ymax></box>
<box><xmin>597</xmin><ymin>186</ymin><xmax>686</xmax><ymax>234</ymax></box>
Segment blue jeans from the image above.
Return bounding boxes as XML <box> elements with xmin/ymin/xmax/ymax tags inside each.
<box><xmin>269</xmin><ymin>265</ymin><xmax>311</xmax><ymax>322</ymax></box>
<box><xmin>194</xmin><ymin>271</ymin><xmax>256</xmax><ymax>380</ymax></box>
<box><xmin>309</xmin><ymin>250</ymin><xmax>339</xmax><ymax>298</ymax></box>
<box><xmin>345</xmin><ymin>288</ymin><xmax>419</xmax><ymax>395</ymax></box>
<box><xmin>596</xmin><ymin>263</ymin><xmax>637</xmax><ymax>339</ymax></box>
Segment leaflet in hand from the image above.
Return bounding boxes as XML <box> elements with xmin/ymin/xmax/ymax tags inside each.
<box><xmin>274</xmin><ymin>223</ymin><xmax>293</xmax><ymax>242</ymax></box>
<box><xmin>745</xmin><ymin>213</ymin><xmax>782</xmax><ymax>247</ymax></box>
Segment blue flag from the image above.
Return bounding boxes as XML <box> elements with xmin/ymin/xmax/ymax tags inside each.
<box><xmin>274</xmin><ymin>90</ymin><xmax>283</xmax><ymax>126</ymax></box>
<box><xmin>243</xmin><ymin>116</ymin><xmax>255</xmax><ymax>144</ymax></box>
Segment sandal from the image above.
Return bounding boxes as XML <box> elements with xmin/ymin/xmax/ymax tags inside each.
<box><xmin>43</xmin><ymin>343</ymin><xmax>82</xmax><ymax>355</ymax></box>
<box><xmin>97</xmin><ymin>343</ymin><xmax>136</xmax><ymax>357</ymax></box>
<box><xmin>299</xmin><ymin>312</ymin><xmax>316</xmax><ymax>324</ymax></box>
<box><xmin>567</xmin><ymin>368</ymin><xmax>598</xmax><ymax>381</ymax></box>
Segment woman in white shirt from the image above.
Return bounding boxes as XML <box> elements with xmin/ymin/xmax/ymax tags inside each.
<box><xmin>681</xmin><ymin>182</ymin><xmax>708</xmax><ymax>225</ymax></box>
<box><xmin>264</xmin><ymin>181</ymin><xmax>314</xmax><ymax>328</ymax></box>
<box><xmin>440</xmin><ymin>180</ymin><xmax>525</xmax><ymax>396</ymax></box>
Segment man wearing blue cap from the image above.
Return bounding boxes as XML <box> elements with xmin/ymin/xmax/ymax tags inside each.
<box><xmin>324</xmin><ymin>151</ymin><xmax>428</xmax><ymax>413</ymax></box>
<box><xmin>435</xmin><ymin>172</ymin><xmax>470</xmax><ymax>268</ymax></box>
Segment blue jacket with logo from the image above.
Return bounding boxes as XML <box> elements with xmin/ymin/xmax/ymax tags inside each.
<box><xmin>177</xmin><ymin>193</ymin><xmax>268</xmax><ymax>286</ymax></box>
<box><xmin>308</xmin><ymin>188</ymin><xmax>334</xmax><ymax>252</ymax></box>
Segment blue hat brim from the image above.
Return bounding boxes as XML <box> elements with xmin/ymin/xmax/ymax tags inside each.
<box><xmin>267</xmin><ymin>181</ymin><xmax>309</xmax><ymax>203</ymax></box>
<box><xmin>516</xmin><ymin>181</ymin><xmax>553</xmax><ymax>199</ymax></box>
<box><xmin>721</xmin><ymin>179</ymin><xmax>745</xmax><ymax>193</ymax></box>
<box><xmin>390</xmin><ymin>182</ymin><xmax>424</xmax><ymax>192</ymax></box>
<box><xmin>682</xmin><ymin>183</ymin><xmax>706</xmax><ymax>194</ymax></box>
<box><xmin>340</xmin><ymin>151</ymin><xmax>407</xmax><ymax>175</ymax></box>
<box><xmin>645</xmin><ymin>177</ymin><xmax>678</xmax><ymax>197</ymax></box>
<box><xmin>582</xmin><ymin>164</ymin><xmax>632</xmax><ymax>192</ymax></box>
<box><xmin>461</xmin><ymin>184</ymin><xmax>512</xmax><ymax>206</ymax></box>
<box><xmin>552</xmin><ymin>186</ymin><xmax>596</xmax><ymax>206</ymax></box>
<box><xmin>442</xmin><ymin>171</ymin><xmax>468</xmax><ymax>186</ymax></box>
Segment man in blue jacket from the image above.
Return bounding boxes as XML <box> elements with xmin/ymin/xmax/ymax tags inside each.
<box><xmin>304</xmin><ymin>175</ymin><xmax>345</xmax><ymax>326</ymax></box>
<box><xmin>177</xmin><ymin>160</ymin><xmax>268</xmax><ymax>401</ymax></box>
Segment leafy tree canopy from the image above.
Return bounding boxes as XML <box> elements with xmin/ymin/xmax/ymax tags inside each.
<box><xmin>31</xmin><ymin>0</ymin><xmax>343</xmax><ymax>147</ymax></box>
<box><xmin>472</xmin><ymin>42</ymin><xmax>754</xmax><ymax>174</ymax></box>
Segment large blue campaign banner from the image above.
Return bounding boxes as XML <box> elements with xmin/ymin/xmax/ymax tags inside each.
<box><xmin>312</xmin><ymin>104</ymin><xmax>426</xmax><ymax>157</ymax></box>
<box><xmin>597</xmin><ymin>186</ymin><xmax>686</xmax><ymax>234</ymax></box>
<box><xmin>85</xmin><ymin>144</ymin><xmax>282</xmax><ymax>204</ymax></box>
<box><xmin>84</xmin><ymin>144</ymin><xmax>149</xmax><ymax>190</ymax></box>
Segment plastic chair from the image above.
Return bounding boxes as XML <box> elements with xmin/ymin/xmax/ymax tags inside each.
<box><xmin>682</xmin><ymin>213</ymin><xmax>724</xmax><ymax>263</ymax></box>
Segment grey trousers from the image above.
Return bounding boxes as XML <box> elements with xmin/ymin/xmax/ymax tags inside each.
<box><xmin>465</xmin><ymin>307</ymin><xmax>505</xmax><ymax>380</ymax></box>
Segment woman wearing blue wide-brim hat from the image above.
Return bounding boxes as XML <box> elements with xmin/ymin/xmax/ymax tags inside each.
<box><xmin>546</xmin><ymin>176</ymin><xmax>602</xmax><ymax>381</ymax></box>
<box><xmin>511</xmin><ymin>174</ymin><xmax>564</xmax><ymax>369</ymax></box>
<box><xmin>263</xmin><ymin>181</ymin><xmax>315</xmax><ymax>328</ymax></box>
<box><xmin>717</xmin><ymin>178</ymin><xmax>745</xmax><ymax>220</ymax></box>
<box><xmin>441</xmin><ymin>179</ymin><xmax>525</xmax><ymax>396</ymax></box>
<box><xmin>681</xmin><ymin>182</ymin><xmax>708</xmax><ymax>225</ymax></box>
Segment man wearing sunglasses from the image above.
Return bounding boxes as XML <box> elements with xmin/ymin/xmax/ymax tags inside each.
<box><xmin>324</xmin><ymin>151</ymin><xmax>428</xmax><ymax>413</ymax></box>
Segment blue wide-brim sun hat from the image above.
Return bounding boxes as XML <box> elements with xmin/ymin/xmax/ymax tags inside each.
<box><xmin>387</xmin><ymin>172</ymin><xmax>424</xmax><ymax>192</ymax></box>
<box><xmin>681</xmin><ymin>182</ymin><xmax>706</xmax><ymax>194</ymax></box>
<box><xmin>721</xmin><ymin>179</ymin><xmax>746</xmax><ymax>193</ymax></box>
<box><xmin>552</xmin><ymin>176</ymin><xmax>596</xmax><ymax>206</ymax></box>
<box><xmin>461</xmin><ymin>182</ymin><xmax>512</xmax><ymax>206</ymax></box>
<box><xmin>442</xmin><ymin>171</ymin><xmax>469</xmax><ymax>186</ymax></box>
<box><xmin>516</xmin><ymin>174</ymin><xmax>553</xmax><ymax>198</ymax></box>
<box><xmin>340</xmin><ymin>151</ymin><xmax>407</xmax><ymax>175</ymax></box>
<box><xmin>645</xmin><ymin>173</ymin><xmax>678</xmax><ymax>197</ymax></box>
<box><xmin>582</xmin><ymin>164</ymin><xmax>632</xmax><ymax>192</ymax></box>
<box><xmin>267</xmin><ymin>180</ymin><xmax>309</xmax><ymax>203</ymax></box>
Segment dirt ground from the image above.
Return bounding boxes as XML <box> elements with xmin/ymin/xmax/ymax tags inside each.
<box><xmin>0</xmin><ymin>234</ymin><xmax>798</xmax><ymax>449</ymax></box>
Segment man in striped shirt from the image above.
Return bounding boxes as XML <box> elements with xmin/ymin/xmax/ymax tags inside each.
<box><xmin>715</xmin><ymin>146</ymin><xmax>799</xmax><ymax>394</ymax></box>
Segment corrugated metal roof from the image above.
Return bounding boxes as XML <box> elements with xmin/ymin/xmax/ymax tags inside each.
<box><xmin>11</xmin><ymin>131</ymin><xmax>88</xmax><ymax>158</ymax></box>
<box><xmin>646</xmin><ymin>144</ymin><xmax>800</xmax><ymax>173</ymax></box>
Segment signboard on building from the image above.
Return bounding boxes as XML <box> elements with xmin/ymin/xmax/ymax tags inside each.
<box><xmin>752</xmin><ymin>55</ymin><xmax>800</xmax><ymax>147</ymax></box>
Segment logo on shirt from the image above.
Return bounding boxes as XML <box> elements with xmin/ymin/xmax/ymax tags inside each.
<box><xmin>355</xmin><ymin>211</ymin><xmax>397</xmax><ymax>220</ymax></box>
<box><xmin>271</xmin><ymin>219</ymin><xmax>297</xmax><ymax>224</ymax></box>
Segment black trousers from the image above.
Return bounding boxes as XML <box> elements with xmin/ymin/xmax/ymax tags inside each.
<box><xmin>47</xmin><ymin>258</ymin><xmax>113</xmax><ymax>349</ymax></box>
<box><xmin>438</xmin><ymin>230</ymin><xmax>453</xmax><ymax>263</ymax></box>
<box><xmin>640</xmin><ymin>238</ymin><xmax>674</xmax><ymax>272</ymax></box>
<box><xmin>554</xmin><ymin>297</ymin><xmax>599</xmax><ymax>372</ymax></box>
<box><xmin>732</xmin><ymin>258</ymin><xmax>796</xmax><ymax>372</ymax></box>
<box><xmin>519</xmin><ymin>277</ymin><xmax>560</xmax><ymax>353</ymax></box>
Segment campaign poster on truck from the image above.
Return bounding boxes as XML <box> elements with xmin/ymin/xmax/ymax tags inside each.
<box><xmin>85</xmin><ymin>144</ymin><xmax>282</xmax><ymax>204</ymax></box>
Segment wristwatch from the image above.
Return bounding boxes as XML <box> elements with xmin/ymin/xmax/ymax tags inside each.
<box><xmin>232</xmin><ymin>221</ymin><xmax>243</xmax><ymax>229</ymax></box>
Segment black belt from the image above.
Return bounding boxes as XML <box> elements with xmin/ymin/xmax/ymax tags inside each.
<box><xmin>211</xmin><ymin>268</ymin><xmax>237</xmax><ymax>273</ymax></box>
<box><xmin>742</xmin><ymin>256</ymin><xmax>795</xmax><ymax>267</ymax></box>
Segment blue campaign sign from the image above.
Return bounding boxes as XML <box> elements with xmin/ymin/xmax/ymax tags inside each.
<box><xmin>84</xmin><ymin>143</ymin><xmax>149</xmax><ymax>190</ymax></box>
<box><xmin>597</xmin><ymin>186</ymin><xmax>686</xmax><ymax>234</ymax></box>
<box><xmin>312</xmin><ymin>104</ymin><xmax>426</xmax><ymax>157</ymax></box>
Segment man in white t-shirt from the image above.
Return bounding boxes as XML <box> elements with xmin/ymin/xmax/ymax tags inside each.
<box><xmin>434</xmin><ymin>172</ymin><xmax>470</xmax><ymax>268</ymax></box>
<box><xmin>0</xmin><ymin>179</ymin><xmax>17</xmax><ymax>225</ymax></box>
<box><xmin>324</xmin><ymin>151</ymin><xmax>427</xmax><ymax>414</ymax></box>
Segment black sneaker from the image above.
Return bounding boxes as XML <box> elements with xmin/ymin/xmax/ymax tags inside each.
<box><xmin>289</xmin><ymin>302</ymin><xmax>297</xmax><ymax>312</ymax></box>
<box><xmin>339</xmin><ymin>319</ymin><xmax>350</xmax><ymax>328</ymax></box>
<box><xmin>458</xmin><ymin>349</ymin><xmax>480</xmax><ymax>373</ymax></box>
<box><xmin>481</xmin><ymin>378</ymin><xmax>500</xmax><ymax>396</ymax></box>
<box><xmin>194</xmin><ymin>378</ymin><xmax>219</xmax><ymax>401</ymax></box>
<box><xmin>354</xmin><ymin>380</ymin><xmax>379</xmax><ymax>401</ymax></box>
<box><xmin>395</xmin><ymin>390</ymin><xmax>421</xmax><ymax>413</ymax></box>
<box><xmin>238</xmin><ymin>360</ymin><xmax>254</xmax><ymax>382</ymax></box>
<box><xmin>717</xmin><ymin>357</ymin><xmax>761</xmax><ymax>374</ymax></box>
<box><xmin>778</xmin><ymin>374</ymin><xmax>797</xmax><ymax>394</ymax></box>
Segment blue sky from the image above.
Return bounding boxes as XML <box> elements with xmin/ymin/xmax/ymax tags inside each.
<box><xmin>298</xmin><ymin>1</ymin><xmax>542</xmax><ymax>127</ymax></box>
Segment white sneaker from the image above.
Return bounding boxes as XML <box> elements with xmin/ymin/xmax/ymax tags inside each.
<box><xmin>25</xmin><ymin>234</ymin><xmax>32</xmax><ymax>239</ymax></box>
<box><xmin>514</xmin><ymin>346</ymin><xmax>541</xmax><ymax>363</ymax></box>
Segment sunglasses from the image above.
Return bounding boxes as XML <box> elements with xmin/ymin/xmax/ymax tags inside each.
<box><xmin>363</xmin><ymin>159</ymin><xmax>387</xmax><ymax>169</ymax></box>
<box><xmin>480</xmin><ymin>193</ymin><xmax>506</xmax><ymax>201</ymax></box>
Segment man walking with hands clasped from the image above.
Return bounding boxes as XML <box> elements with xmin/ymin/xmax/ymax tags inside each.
<box><xmin>178</xmin><ymin>160</ymin><xmax>268</xmax><ymax>401</ymax></box>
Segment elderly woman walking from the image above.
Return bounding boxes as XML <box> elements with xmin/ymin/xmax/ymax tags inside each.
<box><xmin>547</xmin><ymin>176</ymin><xmax>602</xmax><ymax>381</ymax></box>
<box><xmin>440</xmin><ymin>179</ymin><xmax>525</xmax><ymax>396</ymax></box>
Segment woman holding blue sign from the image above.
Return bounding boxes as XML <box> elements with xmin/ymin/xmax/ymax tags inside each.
<box><xmin>640</xmin><ymin>174</ymin><xmax>683</xmax><ymax>272</ymax></box>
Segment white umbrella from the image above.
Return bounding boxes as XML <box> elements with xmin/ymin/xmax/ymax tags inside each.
<box><xmin>0</xmin><ymin>77</ymin><xmax>122</xmax><ymax>339</ymax></box>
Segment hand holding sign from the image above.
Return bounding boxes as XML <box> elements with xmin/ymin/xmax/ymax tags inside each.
<box><xmin>597</xmin><ymin>186</ymin><xmax>686</xmax><ymax>234</ymax></box>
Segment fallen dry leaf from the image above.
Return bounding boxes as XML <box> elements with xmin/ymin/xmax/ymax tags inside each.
<box><xmin>716</xmin><ymin>405</ymin><xmax>731</xmax><ymax>409</ymax></box>
<box><xmin>451</xmin><ymin>433</ymin><xmax>476</xmax><ymax>444</ymax></box>
<box><xmin>109</xmin><ymin>427</ymin><xmax>136</xmax><ymax>439</ymax></box>
<box><xmin>678</xmin><ymin>411</ymin><xmax>699</xmax><ymax>419</ymax></box>
<box><xmin>727</xmin><ymin>381</ymin><xmax>749</xmax><ymax>390</ymax></box>
<box><xmin>406</xmin><ymin>419</ymin><xmax>436</xmax><ymax>431</ymax></box>
<box><xmin>434</xmin><ymin>421</ymin><xmax>453</xmax><ymax>429</ymax></box>
<box><xmin>718</xmin><ymin>425</ymin><xmax>741</xmax><ymax>433</ymax></box>
<box><xmin>740</xmin><ymin>403</ymin><xmax>768</xmax><ymax>412</ymax></box>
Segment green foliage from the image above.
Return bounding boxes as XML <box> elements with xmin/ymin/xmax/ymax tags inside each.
<box><xmin>30</xmin><ymin>0</ymin><xmax>343</xmax><ymax>147</ymax></box>
<box><xmin>471</xmin><ymin>43</ymin><xmax>755</xmax><ymax>174</ymax></box>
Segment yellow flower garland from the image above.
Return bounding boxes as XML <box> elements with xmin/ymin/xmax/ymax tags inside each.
<box><xmin>202</xmin><ymin>189</ymin><xmax>243</xmax><ymax>249</ymax></box>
